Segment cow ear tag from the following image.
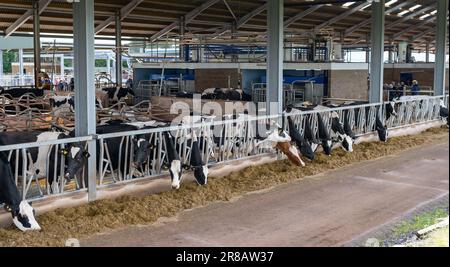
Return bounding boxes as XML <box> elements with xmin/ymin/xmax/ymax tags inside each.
<box><xmin>60</xmin><ymin>149</ymin><xmax>69</xmax><ymax>155</ymax></box>
<box><xmin>83</xmin><ymin>152</ymin><xmax>91</xmax><ymax>158</ymax></box>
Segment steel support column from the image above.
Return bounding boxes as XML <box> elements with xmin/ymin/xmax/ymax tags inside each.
<box><xmin>60</xmin><ymin>54</ymin><xmax>64</xmax><ymax>80</ymax></box>
<box><xmin>266</xmin><ymin>0</ymin><xmax>283</xmax><ymax>116</ymax></box>
<box><xmin>115</xmin><ymin>13</ymin><xmax>122</xmax><ymax>86</ymax></box>
<box><xmin>179</xmin><ymin>17</ymin><xmax>186</xmax><ymax>61</ymax></box>
<box><xmin>199</xmin><ymin>37</ymin><xmax>205</xmax><ymax>63</ymax></box>
<box><xmin>73</xmin><ymin>0</ymin><xmax>97</xmax><ymax>201</ymax></box>
<box><xmin>19</xmin><ymin>49</ymin><xmax>24</xmax><ymax>83</ymax></box>
<box><xmin>388</xmin><ymin>39</ymin><xmax>393</xmax><ymax>63</ymax></box>
<box><xmin>433</xmin><ymin>0</ymin><xmax>448</xmax><ymax>96</ymax></box>
<box><xmin>0</xmin><ymin>50</ymin><xmax>3</xmax><ymax>83</ymax></box>
<box><xmin>369</xmin><ymin>0</ymin><xmax>385</xmax><ymax>103</ymax></box>
<box><xmin>107</xmin><ymin>56</ymin><xmax>111</xmax><ymax>76</ymax></box>
<box><xmin>33</xmin><ymin>0</ymin><xmax>41</xmax><ymax>87</ymax></box>
<box><xmin>365</xmin><ymin>33</ymin><xmax>370</xmax><ymax>63</ymax></box>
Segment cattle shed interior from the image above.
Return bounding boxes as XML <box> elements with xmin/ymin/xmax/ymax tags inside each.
<box><xmin>0</xmin><ymin>0</ymin><xmax>449</xmax><ymax>204</ymax></box>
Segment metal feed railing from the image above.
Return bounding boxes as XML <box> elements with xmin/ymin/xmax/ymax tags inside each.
<box><xmin>0</xmin><ymin>136</ymin><xmax>93</xmax><ymax>200</ymax></box>
<box><xmin>252</xmin><ymin>83</ymin><xmax>304</xmax><ymax>107</ymax></box>
<box><xmin>0</xmin><ymin>95</ymin><xmax>447</xmax><ymax>203</ymax></box>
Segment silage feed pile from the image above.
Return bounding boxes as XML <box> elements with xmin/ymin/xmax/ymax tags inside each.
<box><xmin>0</xmin><ymin>127</ymin><xmax>448</xmax><ymax>247</ymax></box>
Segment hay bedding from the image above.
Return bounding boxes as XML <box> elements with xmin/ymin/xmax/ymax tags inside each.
<box><xmin>0</xmin><ymin>127</ymin><xmax>448</xmax><ymax>247</ymax></box>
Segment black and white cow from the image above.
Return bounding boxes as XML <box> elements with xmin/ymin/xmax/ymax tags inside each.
<box><xmin>201</xmin><ymin>88</ymin><xmax>252</xmax><ymax>101</ymax></box>
<box><xmin>128</xmin><ymin>119</ymin><xmax>209</xmax><ymax>187</ymax></box>
<box><xmin>124</xmin><ymin>121</ymin><xmax>167</xmax><ymax>170</ymax></box>
<box><xmin>353</xmin><ymin>105</ymin><xmax>389</xmax><ymax>143</ymax></box>
<box><xmin>375</xmin><ymin>112</ymin><xmax>388</xmax><ymax>142</ymax></box>
<box><xmin>0</xmin><ymin>87</ymin><xmax>44</xmax><ymax>98</ymax></box>
<box><xmin>317</xmin><ymin>113</ymin><xmax>333</xmax><ymax>156</ymax></box>
<box><xmin>440</xmin><ymin>99</ymin><xmax>449</xmax><ymax>125</ymax></box>
<box><xmin>385</xmin><ymin>101</ymin><xmax>398</xmax><ymax>121</ymax></box>
<box><xmin>293</xmin><ymin>105</ymin><xmax>351</xmax><ymax>155</ymax></box>
<box><xmin>0</xmin><ymin>131</ymin><xmax>68</xmax><ymax>191</ymax></box>
<box><xmin>188</xmin><ymin>131</ymin><xmax>208</xmax><ymax>186</ymax></box>
<box><xmin>338</xmin><ymin>100</ymin><xmax>397</xmax><ymax>122</ymax></box>
<box><xmin>287</xmin><ymin>116</ymin><xmax>315</xmax><ymax>160</ymax></box>
<box><xmin>343</xmin><ymin>110</ymin><xmax>356</xmax><ymax>140</ymax></box>
<box><xmin>315</xmin><ymin>104</ymin><xmax>358</xmax><ymax>147</ymax></box>
<box><xmin>49</xmin><ymin>96</ymin><xmax>75</xmax><ymax>119</ymax></box>
<box><xmin>163</xmin><ymin>131</ymin><xmax>183</xmax><ymax>189</ymax></box>
<box><xmin>49</xmin><ymin>95</ymin><xmax>104</xmax><ymax>121</ymax></box>
<box><xmin>202</xmin><ymin>88</ymin><xmax>226</xmax><ymax>100</ymax></box>
<box><xmin>226</xmin><ymin>89</ymin><xmax>252</xmax><ymax>101</ymax></box>
<box><xmin>62</xmin><ymin>122</ymin><xmax>140</xmax><ymax>181</ymax></box>
<box><xmin>102</xmin><ymin>87</ymin><xmax>135</xmax><ymax>103</ymax></box>
<box><xmin>60</xmin><ymin>120</ymin><xmax>185</xmax><ymax>190</ymax></box>
<box><xmin>330</xmin><ymin>111</ymin><xmax>353</xmax><ymax>152</ymax></box>
<box><xmin>0</xmin><ymin>152</ymin><xmax>41</xmax><ymax>231</ymax></box>
<box><xmin>303</xmin><ymin>114</ymin><xmax>320</xmax><ymax>153</ymax></box>
<box><xmin>351</xmin><ymin>106</ymin><xmax>389</xmax><ymax>143</ymax></box>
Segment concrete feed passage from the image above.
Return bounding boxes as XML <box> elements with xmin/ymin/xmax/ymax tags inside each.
<box><xmin>82</xmin><ymin>140</ymin><xmax>449</xmax><ymax>247</ymax></box>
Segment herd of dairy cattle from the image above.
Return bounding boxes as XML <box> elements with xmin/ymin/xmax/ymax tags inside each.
<box><xmin>0</xmin><ymin>86</ymin><xmax>449</xmax><ymax>232</ymax></box>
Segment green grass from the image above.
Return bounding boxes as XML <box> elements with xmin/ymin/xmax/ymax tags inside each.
<box><xmin>393</xmin><ymin>207</ymin><xmax>449</xmax><ymax>237</ymax></box>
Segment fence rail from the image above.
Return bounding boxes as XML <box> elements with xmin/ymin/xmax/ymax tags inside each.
<box><xmin>0</xmin><ymin>95</ymin><xmax>447</xmax><ymax>203</ymax></box>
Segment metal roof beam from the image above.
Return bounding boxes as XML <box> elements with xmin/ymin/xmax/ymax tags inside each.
<box><xmin>4</xmin><ymin>0</ymin><xmax>52</xmax><ymax>38</ymax></box>
<box><xmin>150</xmin><ymin>0</ymin><xmax>221</xmax><ymax>42</ymax></box>
<box><xmin>385</xmin><ymin>0</ymin><xmax>418</xmax><ymax>14</ymax></box>
<box><xmin>212</xmin><ymin>3</ymin><xmax>267</xmax><ymax>38</ymax></box>
<box><xmin>237</xmin><ymin>3</ymin><xmax>267</xmax><ymax>28</ymax></box>
<box><xmin>411</xmin><ymin>17</ymin><xmax>449</xmax><ymax>42</ymax></box>
<box><xmin>222</xmin><ymin>0</ymin><xmax>237</xmax><ymax>22</ymax></box>
<box><xmin>95</xmin><ymin>0</ymin><xmax>145</xmax><ymax>34</ymax></box>
<box><xmin>391</xmin><ymin>16</ymin><xmax>436</xmax><ymax>40</ymax></box>
<box><xmin>284</xmin><ymin>5</ymin><xmax>323</xmax><ymax>28</ymax></box>
<box><xmin>388</xmin><ymin>4</ymin><xmax>437</xmax><ymax>29</ymax></box>
<box><xmin>313</xmin><ymin>2</ymin><xmax>368</xmax><ymax>32</ymax></box>
<box><xmin>253</xmin><ymin>5</ymin><xmax>324</xmax><ymax>39</ymax></box>
<box><xmin>410</xmin><ymin>27</ymin><xmax>436</xmax><ymax>42</ymax></box>
<box><xmin>345</xmin><ymin>0</ymin><xmax>418</xmax><ymax>36</ymax></box>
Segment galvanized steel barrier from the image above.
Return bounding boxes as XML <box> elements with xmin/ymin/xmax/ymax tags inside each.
<box><xmin>0</xmin><ymin>95</ymin><xmax>447</xmax><ymax>203</ymax></box>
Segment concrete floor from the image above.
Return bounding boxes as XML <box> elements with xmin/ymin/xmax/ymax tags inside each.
<box><xmin>82</xmin><ymin>141</ymin><xmax>449</xmax><ymax>247</ymax></box>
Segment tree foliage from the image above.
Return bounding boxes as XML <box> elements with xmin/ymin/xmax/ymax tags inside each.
<box><xmin>2</xmin><ymin>50</ymin><xmax>18</xmax><ymax>74</ymax></box>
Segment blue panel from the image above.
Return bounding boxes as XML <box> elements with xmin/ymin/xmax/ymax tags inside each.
<box><xmin>134</xmin><ymin>68</ymin><xmax>196</xmax><ymax>90</ymax></box>
<box><xmin>241</xmin><ymin>69</ymin><xmax>266</xmax><ymax>93</ymax></box>
<box><xmin>260</xmin><ymin>75</ymin><xmax>325</xmax><ymax>84</ymax></box>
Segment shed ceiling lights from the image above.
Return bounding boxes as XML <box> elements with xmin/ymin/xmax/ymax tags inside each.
<box><xmin>419</xmin><ymin>13</ymin><xmax>431</xmax><ymax>20</ymax></box>
<box><xmin>385</xmin><ymin>0</ymin><xmax>398</xmax><ymax>7</ymax></box>
<box><xmin>409</xmin><ymin>4</ymin><xmax>422</xmax><ymax>11</ymax></box>
<box><xmin>342</xmin><ymin>2</ymin><xmax>355</xmax><ymax>7</ymax></box>
<box><xmin>397</xmin><ymin>10</ymin><xmax>409</xmax><ymax>16</ymax></box>
<box><xmin>397</xmin><ymin>4</ymin><xmax>422</xmax><ymax>17</ymax></box>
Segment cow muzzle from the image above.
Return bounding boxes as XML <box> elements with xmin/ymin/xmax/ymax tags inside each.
<box><xmin>64</xmin><ymin>172</ymin><xmax>74</xmax><ymax>181</ymax></box>
<box><xmin>171</xmin><ymin>183</ymin><xmax>181</xmax><ymax>190</ymax></box>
